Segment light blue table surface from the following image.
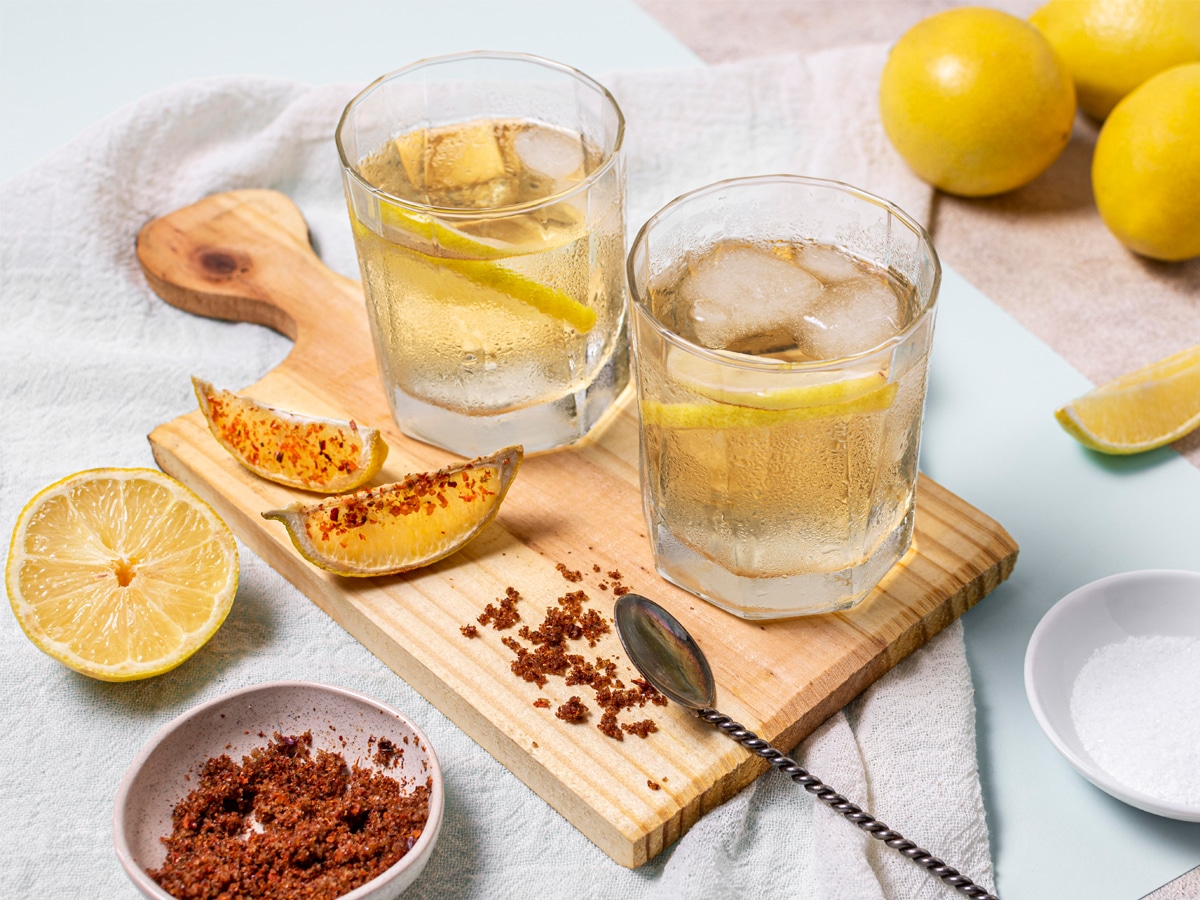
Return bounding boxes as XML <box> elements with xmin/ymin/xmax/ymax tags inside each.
<box><xmin>2</xmin><ymin>2</ymin><xmax>1198</xmax><ymax>897</ymax></box>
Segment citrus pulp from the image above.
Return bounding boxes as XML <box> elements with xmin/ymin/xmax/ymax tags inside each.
<box><xmin>7</xmin><ymin>468</ymin><xmax>239</xmax><ymax>681</ymax></box>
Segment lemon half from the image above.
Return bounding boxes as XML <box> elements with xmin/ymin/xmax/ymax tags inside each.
<box><xmin>7</xmin><ymin>468</ymin><xmax>239</xmax><ymax>681</ymax></box>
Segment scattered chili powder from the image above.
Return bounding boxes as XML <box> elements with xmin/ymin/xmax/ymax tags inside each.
<box><xmin>486</xmin><ymin>576</ymin><xmax>665</xmax><ymax>740</ymax></box>
<box><xmin>647</xmin><ymin>780</ymin><xmax>661</xmax><ymax>791</ymax></box>
<box><xmin>555</xmin><ymin>563</ymin><xmax>583</xmax><ymax>582</ymax></box>
<box><xmin>622</xmin><ymin>720</ymin><xmax>658</xmax><ymax>738</ymax></box>
<box><xmin>478</xmin><ymin>587</ymin><xmax>521</xmax><ymax>630</ymax></box>
<box><xmin>555</xmin><ymin>696</ymin><xmax>589</xmax><ymax>723</ymax></box>
<box><xmin>459</xmin><ymin>625</ymin><xmax>478</xmax><ymax>638</ymax></box>
<box><xmin>461</xmin><ymin>565</ymin><xmax>665</xmax><ymax>740</ymax></box>
<box><xmin>148</xmin><ymin>732</ymin><xmax>430</xmax><ymax>900</ymax></box>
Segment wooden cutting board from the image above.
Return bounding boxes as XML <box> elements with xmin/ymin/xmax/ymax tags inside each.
<box><xmin>139</xmin><ymin>189</ymin><xmax>1018</xmax><ymax>869</ymax></box>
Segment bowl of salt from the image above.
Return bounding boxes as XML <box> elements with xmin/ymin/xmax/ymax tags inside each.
<box><xmin>1024</xmin><ymin>569</ymin><xmax>1200</xmax><ymax>822</ymax></box>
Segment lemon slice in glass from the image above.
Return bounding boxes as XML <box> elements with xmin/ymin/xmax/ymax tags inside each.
<box><xmin>363</xmin><ymin>200</ymin><xmax>598</xmax><ymax>335</ymax></box>
<box><xmin>263</xmin><ymin>446</ymin><xmax>522</xmax><ymax>577</ymax></box>
<box><xmin>6</xmin><ymin>468</ymin><xmax>239</xmax><ymax>681</ymax></box>
<box><xmin>665</xmin><ymin>346</ymin><xmax>890</xmax><ymax>410</ymax></box>
<box><xmin>1055</xmin><ymin>344</ymin><xmax>1200</xmax><ymax>454</ymax></box>
<box><xmin>193</xmin><ymin>378</ymin><xmax>388</xmax><ymax>493</ymax></box>
<box><xmin>642</xmin><ymin>383</ymin><xmax>898</xmax><ymax>430</ymax></box>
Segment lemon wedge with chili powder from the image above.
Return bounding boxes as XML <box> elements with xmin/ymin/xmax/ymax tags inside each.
<box><xmin>1055</xmin><ymin>344</ymin><xmax>1200</xmax><ymax>454</ymax></box>
<box><xmin>6</xmin><ymin>468</ymin><xmax>238</xmax><ymax>681</ymax></box>
<box><xmin>194</xmin><ymin>378</ymin><xmax>388</xmax><ymax>493</ymax></box>
<box><xmin>262</xmin><ymin>446</ymin><xmax>523</xmax><ymax>577</ymax></box>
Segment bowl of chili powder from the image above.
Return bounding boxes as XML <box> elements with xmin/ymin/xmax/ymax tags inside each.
<box><xmin>113</xmin><ymin>681</ymin><xmax>443</xmax><ymax>900</ymax></box>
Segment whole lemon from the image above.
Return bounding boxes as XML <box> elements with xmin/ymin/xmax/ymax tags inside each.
<box><xmin>1031</xmin><ymin>0</ymin><xmax>1200</xmax><ymax>120</ymax></box>
<box><xmin>880</xmin><ymin>7</ymin><xmax>1077</xmax><ymax>197</ymax></box>
<box><xmin>1092</xmin><ymin>62</ymin><xmax>1200</xmax><ymax>261</ymax></box>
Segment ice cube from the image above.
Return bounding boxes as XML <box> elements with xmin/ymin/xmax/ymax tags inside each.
<box><xmin>679</xmin><ymin>243</ymin><xmax>823</xmax><ymax>350</ymax></box>
<box><xmin>795</xmin><ymin>273</ymin><xmax>901</xmax><ymax>359</ymax></box>
<box><xmin>795</xmin><ymin>243</ymin><xmax>866</xmax><ymax>284</ymax></box>
<box><xmin>514</xmin><ymin>126</ymin><xmax>586</xmax><ymax>188</ymax></box>
<box><xmin>393</xmin><ymin>123</ymin><xmax>513</xmax><ymax>207</ymax></box>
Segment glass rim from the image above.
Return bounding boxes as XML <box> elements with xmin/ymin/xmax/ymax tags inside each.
<box><xmin>626</xmin><ymin>174</ymin><xmax>943</xmax><ymax>372</ymax></box>
<box><xmin>335</xmin><ymin>50</ymin><xmax>626</xmax><ymax>221</ymax></box>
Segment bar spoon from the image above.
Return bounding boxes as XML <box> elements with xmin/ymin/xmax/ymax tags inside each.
<box><xmin>613</xmin><ymin>592</ymin><xmax>998</xmax><ymax>900</ymax></box>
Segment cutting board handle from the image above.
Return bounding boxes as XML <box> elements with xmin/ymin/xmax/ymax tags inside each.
<box><xmin>136</xmin><ymin>189</ymin><xmax>365</xmax><ymax>362</ymax></box>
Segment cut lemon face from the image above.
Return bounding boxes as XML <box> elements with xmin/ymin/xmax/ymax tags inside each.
<box><xmin>352</xmin><ymin>204</ymin><xmax>598</xmax><ymax>335</ymax></box>
<box><xmin>1055</xmin><ymin>344</ymin><xmax>1200</xmax><ymax>454</ymax></box>
<box><xmin>6</xmin><ymin>468</ymin><xmax>239</xmax><ymax>681</ymax></box>
<box><xmin>263</xmin><ymin>446</ymin><xmax>522</xmax><ymax>577</ymax></box>
<box><xmin>666</xmin><ymin>346</ymin><xmax>889</xmax><ymax>411</ymax></box>
<box><xmin>193</xmin><ymin>378</ymin><xmax>388</xmax><ymax>493</ymax></box>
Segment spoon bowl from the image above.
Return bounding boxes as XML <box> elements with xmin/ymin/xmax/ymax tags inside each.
<box><xmin>614</xmin><ymin>593</ymin><xmax>715</xmax><ymax>709</ymax></box>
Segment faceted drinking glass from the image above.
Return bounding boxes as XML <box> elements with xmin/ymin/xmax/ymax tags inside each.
<box><xmin>336</xmin><ymin>52</ymin><xmax>628</xmax><ymax>456</ymax></box>
<box><xmin>627</xmin><ymin>175</ymin><xmax>941</xmax><ymax>619</ymax></box>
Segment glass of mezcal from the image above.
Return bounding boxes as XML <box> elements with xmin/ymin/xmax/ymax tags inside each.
<box><xmin>627</xmin><ymin>176</ymin><xmax>941</xmax><ymax>619</ymax></box>
<box><xmin>336</xmin><ymin>52</ymin><xmax>628</xmax><ymax>456</ymax></box>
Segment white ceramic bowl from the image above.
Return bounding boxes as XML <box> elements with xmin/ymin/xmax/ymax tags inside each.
<box><xmin>1024</xmin><ymin>569</ymin><xmax>1200</xmax><ymax>822</ymax></box>
<box><xmin>114</xmin><ymin>681</ymin><xmax>444</xmax><ymax>899</ymax></box>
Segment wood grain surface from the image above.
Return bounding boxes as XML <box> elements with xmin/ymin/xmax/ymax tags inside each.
<box><xmin>138</xmin><ymin>189</ymin><xmax>1018</xmax><ymax>868</ymax></box>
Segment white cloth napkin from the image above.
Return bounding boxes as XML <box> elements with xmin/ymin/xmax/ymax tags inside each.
<box><xmin>0</xmin><ymin>46</ymin><xmax>994</xmax><ymax>899</ymax></box>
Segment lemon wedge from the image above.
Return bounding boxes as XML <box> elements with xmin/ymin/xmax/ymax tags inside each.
<box><xmin>193</xmin><ymin>378</ymin><xmax>388</xmax><ymax>493</ymax></box>
<box><xmin>6</xmin><ymin>468</ymin><xmax>239</xmax><ymax>681</ymax></box>
<box><xmin>1055</xmin><ymin>345</ymin><xmax>1200</xmax><ymax>454</ymax></box>
<box><xmin>666</xmin><ymin>347</ymin><xmax>890</xmax><ymax>410</ymax></box>
<box><xmin>263</xmin><ymin>446</ymin><xmax>522</xmax><ymax>577</ymax></box>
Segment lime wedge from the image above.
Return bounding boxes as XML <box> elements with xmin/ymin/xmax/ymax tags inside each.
<box><xmin>666</xmin><ymin>347</ymin><xmax>889</xmax><ymax>411</ymax></box>
<box><xmin>642</xmin><ymin>382</ymin><xmax>898</xmax><ymax>429</ymax></box>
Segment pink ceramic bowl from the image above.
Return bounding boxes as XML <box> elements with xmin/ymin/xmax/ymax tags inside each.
<box><xmin>113</xmin><ymin>681</ymin><xmax>444</xmax><ymax>899</ymax></box>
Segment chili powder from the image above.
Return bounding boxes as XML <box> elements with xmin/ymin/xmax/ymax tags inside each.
<box><xmin>148</xmin><ymin>731</ymin><xmax>429</xmax><ymax>900</ymax></box>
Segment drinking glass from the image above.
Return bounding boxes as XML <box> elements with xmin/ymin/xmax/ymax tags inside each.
<box><xmin>627</xmin><ymin>175</ymin><xmax>941</xmax><ymax>619</ymax></box>
<box><xmin>336</xmin><ymin>52</ymin><xmax>628</xmax><ymax>456</ymax></box>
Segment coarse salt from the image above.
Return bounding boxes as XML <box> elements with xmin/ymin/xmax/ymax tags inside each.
<box><xmin>1070</xmin><ymin>634</ymin><xmax>1200</xmax><ymax>806</ymax></box>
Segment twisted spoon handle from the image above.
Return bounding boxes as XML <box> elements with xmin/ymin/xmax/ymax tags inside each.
<box><xmin>697</xmin><ymin>708</ymin><xmax>998</xmax><ymax>900</ymax></box>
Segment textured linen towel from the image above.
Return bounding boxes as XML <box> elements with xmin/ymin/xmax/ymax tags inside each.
<box><xmin>0</xmin><ymin>45</ymin><xmax>994</xmax><ymax>899</ymax></box>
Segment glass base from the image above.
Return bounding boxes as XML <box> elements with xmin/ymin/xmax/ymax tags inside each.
<box><xmin>649</xmin><ymin>505</ymin><xmax>916</xmax><ymax>620</ymax></box>
<box><xmin>387</xmin><ymin>346</ymin><xmax>630</xmax><ymax>458</ymax></box>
